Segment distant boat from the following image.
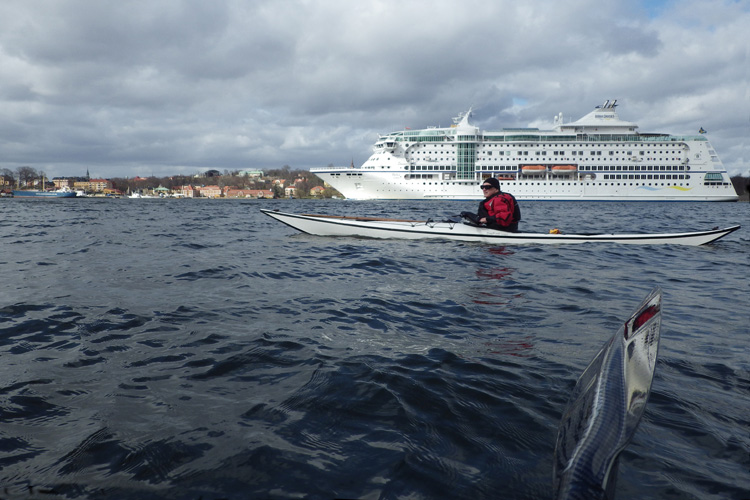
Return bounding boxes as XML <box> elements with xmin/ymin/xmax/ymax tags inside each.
<box><xmin>12</xmin><ymin>186</ymin><xmax>77</xmax><ymax>198</ymax></box>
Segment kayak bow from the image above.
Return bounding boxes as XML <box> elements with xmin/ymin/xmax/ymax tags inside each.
<box><xmin>553</xmin><ymin>288</ymin><xmax>662</xmax><ymax>499</ymax></box>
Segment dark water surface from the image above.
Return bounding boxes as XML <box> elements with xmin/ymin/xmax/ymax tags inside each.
<box><xmin>1</xmin><ymin>198</ymin><xmax>748</xmax><ymax>499</ymax></box>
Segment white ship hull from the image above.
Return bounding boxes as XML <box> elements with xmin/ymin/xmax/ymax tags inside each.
<box><xmin>312</xmin><ymin>100</ymin><xmax>738</xmax><ymax>202</ymax></box>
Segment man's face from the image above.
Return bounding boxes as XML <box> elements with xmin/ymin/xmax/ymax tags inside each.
<box><xmin>480</xmin><ymin>183</ymin><xmax>498</xmax><ymax>198</ymax></box>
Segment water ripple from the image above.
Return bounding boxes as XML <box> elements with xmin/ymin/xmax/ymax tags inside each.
<box><xmin>0</xmin><ymin>199</ymin><xmax>746</xmax><ymax>499</ymax></box>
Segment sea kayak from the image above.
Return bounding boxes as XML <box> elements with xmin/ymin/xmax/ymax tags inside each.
<box><xmin>261</xmin><ymin>209</ymin><xmax>739</xmax><ymax>246</ymax></box>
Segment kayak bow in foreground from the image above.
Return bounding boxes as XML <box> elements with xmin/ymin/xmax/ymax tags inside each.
<box><xmin>553</xmin><ymin>288</ymin><xmax>662</xmax><ymax>499</ymax></box>
<box><xmin>261</xmin><ymin>209</ymin><xmax>739</xmax><ymax>246</ymax></box>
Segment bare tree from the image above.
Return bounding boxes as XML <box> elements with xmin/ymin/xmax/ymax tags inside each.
<box><xmin>16</xmin><ymin>166</ymin><xmax>37</xmax><ymax>187</ymax></box>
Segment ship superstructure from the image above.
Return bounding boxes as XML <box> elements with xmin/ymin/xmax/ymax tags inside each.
<box><xmin>310</xmin><ymin>100</ymin><xmax>738</xmax><ymax>201</ymax></box>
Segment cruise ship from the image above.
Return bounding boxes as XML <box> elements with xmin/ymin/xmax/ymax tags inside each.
<box><xmin>310</xmin><ymin>100</ymin><xmax>738</xmax><ymax>201</ymax></box>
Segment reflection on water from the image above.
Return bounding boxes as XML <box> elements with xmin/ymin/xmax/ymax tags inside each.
<box><xmin>482</xmin><ymin>337</ymin><xmax>535</xmax><ymax>357</ymax></box>
<box><xmin>472</xmin><ymin>247</ymin><xmax>519</xmax><ymax>305</ymax></box>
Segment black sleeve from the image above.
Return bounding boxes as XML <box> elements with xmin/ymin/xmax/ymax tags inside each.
<box><xmin>477</xmin><ymin>200</ymin><xmax>488</xmax><ymax>219</ymax></box>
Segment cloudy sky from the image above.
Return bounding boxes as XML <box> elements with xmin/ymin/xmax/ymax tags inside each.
<box><xmin>1</xmin><ymin>0</ymin><xmax>748</xmax><ymax>180</ymax></box>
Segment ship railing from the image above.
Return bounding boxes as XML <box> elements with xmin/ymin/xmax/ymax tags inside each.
<box><xmin>573</xmin><ymin>134</ymin><xmax>708</xmax><ymax>143</ymax></box>
<box><xmin>310</xmin><ymin>165</ymin><xmax>358</xmax><ymax>171</ymax></box>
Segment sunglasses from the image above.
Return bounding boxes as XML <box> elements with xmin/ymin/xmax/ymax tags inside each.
<box><xmin>481</xmin><ymin>185</ymin><xmax>494</xmax><ymax>190</ymax></box>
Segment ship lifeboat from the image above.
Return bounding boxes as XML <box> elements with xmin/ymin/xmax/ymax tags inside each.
<box><xmin>550</xmin><ymin>165</ymin><xmax>578</xmax><ymax>175</ymax></box>
<box><xmin>521</xmin><ymin>165</ymin><xmax>546</xmax><ymax>174</ymax></box>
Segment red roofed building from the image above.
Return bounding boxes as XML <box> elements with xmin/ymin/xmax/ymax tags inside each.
<box><xmin>179</xmin><ymin>185</ymin><xmax>199</xmax><ymax>198</ymax></box>
<box><xmin>73</xmin><ymin>178</ymin><xmax>113</xmax><ymax>192</ymax></box>
<box><xmin>225</xmin><ymin>188</ymin><xmax>274</xmax><ymax>198</ymax></box>
<box><xmin>197</xmin><ymin>185</ymin><xmax>222</xmax><ymax>198</ymax></box>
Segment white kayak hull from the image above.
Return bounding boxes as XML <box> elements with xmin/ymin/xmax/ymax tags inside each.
<box><xmin>261</xmin><ymin>210</ymin><xmax>740</xmax><ymax>246</ymax></box>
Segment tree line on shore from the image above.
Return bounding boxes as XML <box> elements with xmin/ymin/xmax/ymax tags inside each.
<box><xmin>2</xmin><ymin>165</ymin><xmax>343</xmax><ymax>198</ymax></box>
<box><xmin>109</xmin><ymin>165</ymin><xmax>342</xmax><ymax>198</ymax></box>
<box><xmin>730</xmin><ymin>176</ymin><xmax>750</xmax><ymax>200</ymax></box>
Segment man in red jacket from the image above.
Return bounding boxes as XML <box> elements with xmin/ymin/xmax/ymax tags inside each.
<box><xmin>477</xmin><ymin>177</ymin><xmax>521</xmax><ymax>232</ymax></box>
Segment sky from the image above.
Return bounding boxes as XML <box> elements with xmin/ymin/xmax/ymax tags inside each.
<box><xmin>1</xmin><ymin>0</ymin><xmax>748</xmax><ymax>180</ymax></box>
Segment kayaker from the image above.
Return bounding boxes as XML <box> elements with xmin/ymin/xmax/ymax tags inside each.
<box><xmin>476</xmin><ymin>177</ymin><xmax>521</xmax><ymax>232</ymax></box>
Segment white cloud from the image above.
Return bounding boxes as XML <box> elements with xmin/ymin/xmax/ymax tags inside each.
<box><xmin>0</xmin><ymin>0</ymin><xmax>747</xmax><ymax>178</ymax></box>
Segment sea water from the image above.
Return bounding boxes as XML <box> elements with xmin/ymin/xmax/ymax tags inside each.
<box><xmin>1</xmin><ymin>198</ymin><xmax>748</xmax><ymax>499</ymax></box>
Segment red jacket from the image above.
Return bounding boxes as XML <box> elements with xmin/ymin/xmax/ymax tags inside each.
<box><xmin>478</xmin><ymin>192</ymin><xmax>520</xmax><ymax>230</ymax></box>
